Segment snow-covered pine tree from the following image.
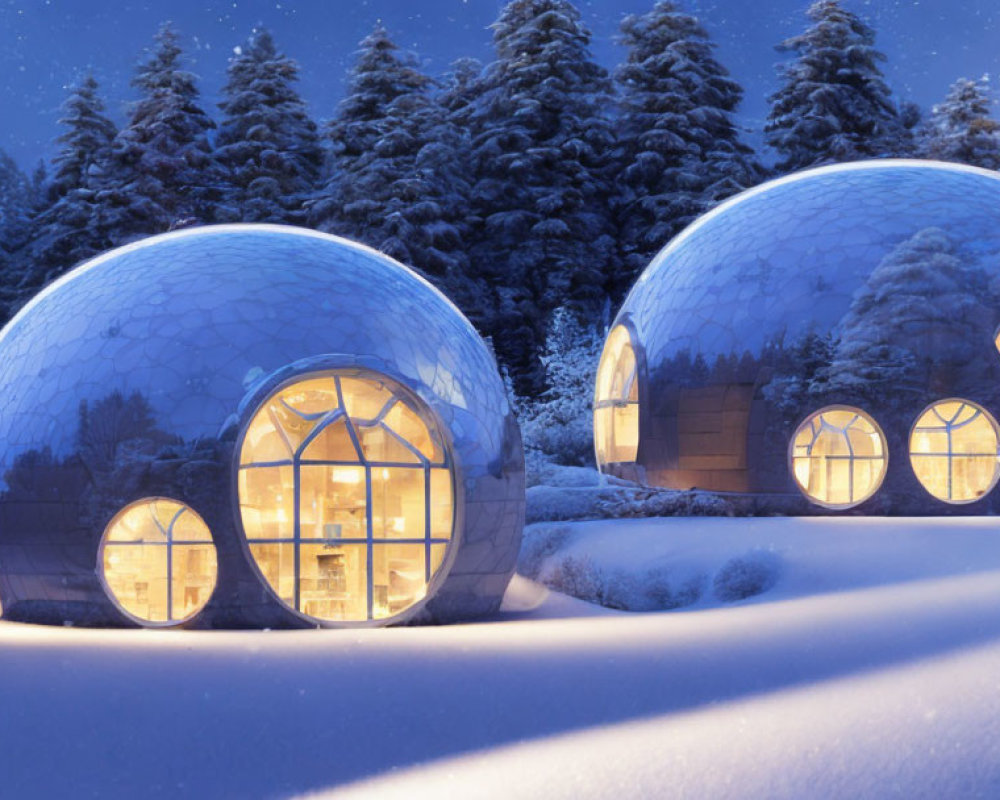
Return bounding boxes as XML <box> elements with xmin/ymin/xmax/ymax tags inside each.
<box><xmin>0</xmin><ymin>150</ymin><xmax>33</xmax><ymax>321</ymax></box>
<box><xmin>766</xmin><ymin>0</ymin><xmax>911</xmax><ymax>173</ymax></box>
<box><xmin>520</xmin><ymin>305</ymin><xmax>604</xmax><ymax>466</ymax></box>
<box><xmin>29</xmin><ymin>161</ymin><xmax>49</xmax><ymax>213</ymax></box>
<box><xmin>439</xmin><ymin>57</ymin><xmax>484</xmax><ymax>120</ymax></box>
<box><xmin>47</xmin><ymin>74</ymin><xmax>117</xmax><ymax>202</ymax></box>
<box><xmin>96</xmin><ymin>23</ymin><xmax>219</xmax><ymax>240</ymax></box>
<box><xmin>310</xmin><ymin>24</ymin><xmax>422</xmax><ymax>234</ymax></box>
<box><xmin>0</xmin><ymin>150</ymin><xmax>32</xmax><ymax>254</ymax></box>
<box><xmin>614</xmin><ymin>0</ymin><xmax>764</xmax><ymax>295</ymax></box>
<box><xmin>216</xmin><ymin>27</ymin><xmax>323</xmax><ymax>224</ymax></box>
<box><xmin>466</xmin><ymin>0</ymin><xmax>619</xmax><ymax>395</ymax></box>
<box><xmin>311</xmin><ymin>26</ymin><xmax>484</xmax><ymax>326</ymax></box>
<box><xmin>16</xmin><ymin>75</ymin><xmax>119</xmax><ymax>300</ymax></box>
<box><xmin>919</xmin><ymin>76</ymin><xmax>1000</xmax><ymax>170</ymax></box>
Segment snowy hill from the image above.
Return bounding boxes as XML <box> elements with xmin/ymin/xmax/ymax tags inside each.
<box><xmin>3</xmin><ymin>516</ymin><xmax>1000</xmax><ymax>798</ymax></box>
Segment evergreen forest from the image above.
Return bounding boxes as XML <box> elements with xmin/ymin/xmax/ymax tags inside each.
<box><xmin>0</xmin><ymin>0</ymin><xmax>996</xmax><ymax>453</ymax></box>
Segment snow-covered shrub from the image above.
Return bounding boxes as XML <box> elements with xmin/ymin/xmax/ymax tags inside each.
<box><xmin>540</xmin><ymin>553</ymin><xmax>704</xmax><ymax>611</ymax></box>
<box><xmin>518</xmin><ymin>523</ymin><xmax>573</xmax><ymax>579</ymax></box>
<box><xmin>525</xmin><ymin>484</ymin><xmax>606</xmax><ymax>523</ymax></box>
<box><xmin>597</xmin><ymin>487</ymin><xmax>735</xmax><ymax>519</ymax></box>
<box><xmin>713</xmin><ymin>550</ymin><xmax>781</xmax><ymax>602</ymax></box>
<box><xmin>519</xmin><ymin>307</ymin><xmax>603</xmax><ymax>467</ymax></box>
<box><xmin>641</xmin><ymin>568</ymin><xmax>705</xmax><ymax>611</ymax></box>
<box><xmin>544</xmin><ymin>555</ymin><xmax>606</xmax><ymax>606</ymax></box>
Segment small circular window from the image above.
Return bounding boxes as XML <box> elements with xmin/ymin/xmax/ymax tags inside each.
<box><xmin>237</xmin><ymin>370</ymin><xmax>454</xmax><ymax>625</ymax></box>
<box><xmin>910</xmin><ymin>399</ymin><xmax>1000</xmax><ymax>503</ymax></box>
<box><xmin>790</xmin><ymin>406</ymin><xmax>887</xmax><ymax>509</ymax></box>
<box><xmin>100</xmin><ymin>498</ymin><xmax>217</xmax><ymax>625</ymax></box>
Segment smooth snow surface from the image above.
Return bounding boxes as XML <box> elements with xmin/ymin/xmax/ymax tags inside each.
<box><xmin>3</xmin><ymin>517</ymin><xmax>1000</xmax><ymax>799</ymax></box>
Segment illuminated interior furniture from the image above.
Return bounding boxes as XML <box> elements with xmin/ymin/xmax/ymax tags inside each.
<box><xmin>100</xmin><ymin>498</ymin><xmax>217</xmax><ymax>625</ymax></box>
<box><xmin>596</xmin><ymin>159</ymin><xmax>1000</xmax><ymax>513</ymax></box>
<box><xmin>790</xmin><ymin>407</ymin><xmax>887</xmax><ymax>509</ymax></box>
<box><xmin>909</xmin><ymin>399</ymin><xmax>1000</xmax><ymax>503</ymax></box>
<box><xmin>238</xmin><ymin>371</ymin><xmax>453</xmax><ymax>623</ymax></box>
<box><xmin>0</xmin><ymin>225</ymin><xmax>524</xmax><ymax>628</ymax></box>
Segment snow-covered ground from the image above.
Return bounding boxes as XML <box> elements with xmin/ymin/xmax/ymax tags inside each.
<box><xmin>4</xmin><ymin>517</ymin><xmax>1000</xmax><ymax>799</ymax></box>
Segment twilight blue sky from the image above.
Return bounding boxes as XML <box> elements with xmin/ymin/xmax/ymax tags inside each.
<box><xmin>1</xmin><ymin>0</ymin><xmax>999</xmax><ymax>169</ymax></box>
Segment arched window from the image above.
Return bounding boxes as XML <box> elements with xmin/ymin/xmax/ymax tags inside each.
<box><xmin>237</xmin><ymin>371</ymin><xmax>454</xmax><ymax>624</ymax></box>
<box><xmin>790</xmin><ymin>406</ymin><xmax>887</xmax><ymax>508</ymax></box>
<box><xmin>909</xmin><ymin>399</ymin><xmax>1000</xmax><ymax>503</ymax></box>
<box><xmin>100</xmin><ymin>498</ymin><xmax>217</xmax><ymax>625</ymax></box>
<box><xmin>594</xmin><ymin>325</ymin><xmax>639</xmax><ymax>466</ymax></box>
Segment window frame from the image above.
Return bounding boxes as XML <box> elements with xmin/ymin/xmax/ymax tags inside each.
<box><xmin>593</xmin><ymin>321</ymin><xmax>642</xmax><ymax>468</ymax></box>
<box><xmin>908</xmin><ymin>397</ymin><xmax>1000</xmax><ymax>505</ymax></box>
<box><xmin>788</xmin><ymin>404</ymin><xmax>888</xmax><ymax>510</ymax></box>
<box><xmin>97</xmin><ymin>497</ymin><xmax>217</xmax><ymax>627</ymax></box>
<box><xmin>234</xmin><ymin>366</ymin><xmax>459</xmax><ymax>627</ymax></box>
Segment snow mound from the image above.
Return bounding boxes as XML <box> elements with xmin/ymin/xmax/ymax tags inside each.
<box><xmin>525</xmin><ymin>463</ymin><xmax>747</xmax><ymax>523</ymax></box>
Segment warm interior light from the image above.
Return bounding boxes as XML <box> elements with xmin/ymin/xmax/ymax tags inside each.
<box><xmin>331</xmin><ymin>467</ymin><xmax>363</xmax><ymax>484</ymax></box>
<box><xmin>790</xmin><ymin>406</ymin><xmax>887</xmax><ymax>508</ymax></box>
<box><xmin>909</xmin><ymin>399</ymin><xmax>1000</xmax><ymax>503</ymax></box>
<box><xmin>238</xmin><ymin>371</ymin><xmax>454</xmax><ymax>623</ymax></box>
<box><xmin>101</xmin><ymin>498</ymin><xmax>217</xmax><ymax>625</ymax></box>
<box><xmin>594</xmin><ymin>325</ymin><xmax>639</xmax><ymax>467</ymax></box>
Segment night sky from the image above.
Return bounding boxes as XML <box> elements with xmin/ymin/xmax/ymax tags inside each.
<box><xmin>2</xmin><ymin>0</ymin><xmax>999</xmax><ymax>169</ymax></box>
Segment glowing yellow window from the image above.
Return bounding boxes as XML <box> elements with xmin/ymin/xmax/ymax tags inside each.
<box><xmin>100</xmin><ymin>498</ymin><xmax>217</xmax><ymax>625</ymax></box>
<box><xmin>910</xmin><ymin>399</ymin><xmax>1000</xmax><ymax>503</ymax></box>
<box><xmin>790</xmin><ymin>406</ymin><xmax>887</xmax><ymax>509</ymax></box>
<box><xmin>594</xmin><ymin>324</ymin><xmax>639</xmax><ymax>467</ymax></box>
<box><xmin>238</xmin><ymin>371</ymin><xmax>454</xmax><ymax>624</ymax></box>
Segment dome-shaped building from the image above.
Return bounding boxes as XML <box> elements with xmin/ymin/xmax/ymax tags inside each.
<box><xmin>0</xmin><ymin>225</ymin><xmax>524</xmax><ymax>627</ymax></box>
<box><xmin>595</xmin><ymin>160</ymin><xmax>1000</xmax><ymax>514</ymax></box>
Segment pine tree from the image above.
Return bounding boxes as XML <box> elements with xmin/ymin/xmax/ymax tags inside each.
<box><xmin>520</xmin><ymin>305</ymin><xmax>604</xmax><ymax>465</ymax></box>
<box><xmin>0</xmin><ymin>151</ymin><xmax>32</xmax><ymax>321</ymax></box>
<box><xmin>216</xmin><ymin>27</ymin><xmax>323</xmax><ymax>223</ymax></box>
<box><xmin>0</xmin><ymin>150</ymin><xmax>31</xmax><ymax>254</ymax></box>
<box><xmin>321</xmin><ymin>26</ymin><xmax>423</xmax><ymax>174</ymax></box>
<box><xmin>766</xmin><ymin>0</ymin><xmax>910</xmax><ymax>173</ymax></box>
<box><xmin>311</xmin><ymin>25</ymin><xmax>424</xmax><ymax>234</ymax></box>
<box><xmin>467</xmin><ymin>0</ymin><xmax>619</xmax><ymax>394</ymax></box>
<box><xmin>48</xmin><ymin>74</ymin><xmax>117</xmax><ymax>202</ymax></box>
<box><xmin>16</xmin><ymin>75</ymin><xmax>119</xmax><ymax>300</ymax></box>
<box><xmin>919</xmin><ymin>76</ymin><xmax>1000</xmax><ymax>170</ymax></box>
<box><xmin>311</xmin><ymin>26</ymin><xmax>483</xmax><ymax>324</ymax></box>
<box><xmin>29</xmin><ymin>161</ymin><xmax>49</xmax><ymax>212</ymax></box>
<box><xmin>614</xmin><ymin>0</ymin><xmax>763</xmax><ymax>291</ymax></box>
<box><xmin>96</xmin><ymin>23</ymin><xmax>219</xmax><ymax>240</ymax></box>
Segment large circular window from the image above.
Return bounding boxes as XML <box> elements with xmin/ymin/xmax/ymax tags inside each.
<box><xmin>237</xmin><ymin>371</ymin><xmax>454</xmax><ymax>624</ymax></box>
<box><xmin>909</xmin><ymin>399</ymin><xmax>1000</xmax><ymax>503</ymax></box>
<box><xmin>790</xmin><ymin>406</ymin><xmax>887</xmax><ymax>509</ymax></box>
<box><xmin>594</xmin><ymin>324</ymin><xmax>639</xmax><ymax>467</ymax></box>
<box><xmin>100</xmin><ymin>498</ymin><xmax>218</xmax><ymax>625</ymax></box>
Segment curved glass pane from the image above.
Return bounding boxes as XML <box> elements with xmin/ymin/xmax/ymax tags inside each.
<box><xmin>238</xmin><ymin>371</ymin><xmax>454</xmax><ymax>624</ymax></box>
<box><xmin>910</xmin><ymin>399</ymin><xmax>1000</xmax><ymax>503</ymax></box>
<box><xmin>790</xmin><ymin>407</ymin><xmax>887</xmax><ymax>508</ymax></box>
<box><xmin>100</xmin><ymin>498</ymin><xmax>217</xmax><ymax>624</ymax></box>
<box><xmin>594</xmin><ymin>325</ymin><xmax>639</xmax><ymax>466</ymax></box>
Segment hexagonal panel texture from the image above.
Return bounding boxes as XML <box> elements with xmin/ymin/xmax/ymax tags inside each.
<box><xmin>605</xmin><ymin>160</ymin><xmax>1000</xmax><ymax>514</ymax></box>
<box><xmin>0</xmin><ymin>225</ymin><xmax>524</xmax><ymax>627</ymax></box>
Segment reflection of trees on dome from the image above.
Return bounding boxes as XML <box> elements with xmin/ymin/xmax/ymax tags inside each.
<box><xmin>1</xmin><ymin>390</ymin><xmax>232</xmax><ymax>625</ymax></box>
<box><xmin>823</xmin><ymin>228</ymin><xmax>997</xmax><ymax>399</ymax></box>
<box><xmin>77</xmin><ymin>391</ymin><xmax>178</xmax><ymax>474</ymax></box>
